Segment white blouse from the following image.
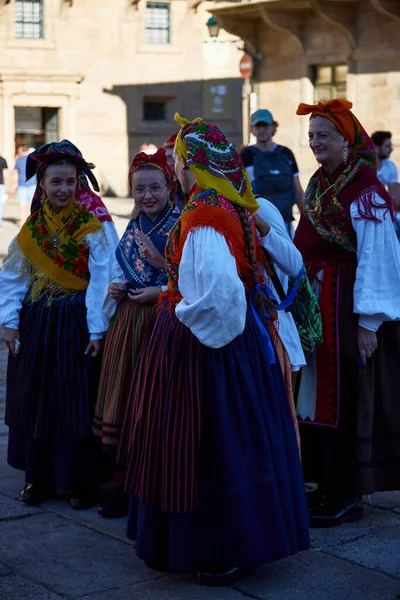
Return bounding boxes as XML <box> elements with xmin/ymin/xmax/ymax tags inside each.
<box><xmin>103</xmin><ymin>220</ymin><xmax>120</xmax><ymax>251</ymax></box>
<box><xmin>176</xmin><ymin>227</ymin><xmax>247</xmax><ymax>348</ymax></box>
<box><xmin>256</xmin><ymin>197</ymin><xmax>306</xmax><ymax>371</ymax></box>
<box><xmin>0</xmin><ymin>228</ymin><xmax>113</xmax><ymax>340</ymax></box>
<box><xmin>351</xmin><ymin>194</ymin><xmax>400</xmax><ymax>331</ymax></box>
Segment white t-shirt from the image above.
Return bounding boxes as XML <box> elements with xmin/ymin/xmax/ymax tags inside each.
<box><xmin>377</xmin><ymin>158</ymin><xmax>398</xmax><ymax>187</ymax></box>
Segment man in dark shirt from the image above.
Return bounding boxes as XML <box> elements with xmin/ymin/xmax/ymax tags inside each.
<box><xmin>240</xmin><ymin>109</ymin><xmax>304</xmax><ymax>238</ymax></box>
<box><xmin>0</xmin><ymin>152</ymin><xmax>8</xmax><ymax>228</ymax></box>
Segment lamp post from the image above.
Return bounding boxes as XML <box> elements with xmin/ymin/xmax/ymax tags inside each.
<box><xmin>206</xmin><ymin>15</ymin><xmax>221</xmax><ymax>39</ymax></box>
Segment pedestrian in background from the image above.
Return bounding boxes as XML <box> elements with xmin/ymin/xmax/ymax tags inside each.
<box><xmin>0</xmin><ymin>150</ymin><xmax>8</xmax><ymax>228</ymax></box>
<box><xmin>295</xmin><ymin>99</ymin><xmax>400</xmax><ymax>528</ymax></box>
<box><xmin>240</xmin><ymin>109</ymin><xmax>304</xmax><ymax>238</ymax></box>
<box><xmin>14</xmin><ymin>145</ymin><xmax>37</xmax><ymax>226</ymax></box>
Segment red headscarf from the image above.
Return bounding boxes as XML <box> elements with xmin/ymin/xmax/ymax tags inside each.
<box><xmin>163</xmin><ymin>132</ymin><xmax>178</xmax><ymax>148</ymax></box>
<box><xmin>128</xmin><ymin>147</ymin><xmax>176</xmax><ymax>197</ymax></box>
<box><xmin>296</xmin><ymin>99</ymin><xmax>377</xmax><ymax>170</ymax></box>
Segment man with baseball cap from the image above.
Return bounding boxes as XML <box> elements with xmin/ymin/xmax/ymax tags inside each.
<box><xmin>240</xmin><ymin>109</ymin><xmax>304</xmax><ymax>238</ymax></box>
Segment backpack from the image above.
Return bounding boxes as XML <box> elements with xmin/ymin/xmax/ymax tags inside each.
<box><xmin>250</xmin><ymin>146</ymin><xmax>295</xmax><ymax>223</ymax></box>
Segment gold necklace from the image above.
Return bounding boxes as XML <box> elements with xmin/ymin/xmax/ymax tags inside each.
<box><xmin>138</xmin><ymin>202</ymin><xmax>174</xmax><ymax>259</ymax></box>
<box><xmin>44</xmin><ymin>216</ymin><xmax>74</xmax><ymax>250</ymax></box>
<box><xmin>316</xmin><ymin>181</ymin><xmax>336</xmax><ymax>202</ymax></box>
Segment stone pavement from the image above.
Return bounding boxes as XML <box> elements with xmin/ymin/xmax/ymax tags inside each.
<box><xmin>1</xmin><ymin>348</ymin><xmax>400</xmax><ymax>599</ymax></box>
<box><xmin>1</xmin><ymin>198</ymin><xmax>400</xmax><ymax>599</ymax></box>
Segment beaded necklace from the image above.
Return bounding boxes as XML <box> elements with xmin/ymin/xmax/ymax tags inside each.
<box><xmin>138</xmin><ymin>201</ymin><xmax>174</xmax><ymax>258</ymax></box>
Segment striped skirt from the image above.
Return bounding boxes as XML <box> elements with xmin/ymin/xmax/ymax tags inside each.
<box><xmin>93</xmin><ymin>299</ymin><xmax>155</xmax><ymax>447</ymax></box>
<box><xmin>121</xmin><ymin>299</ymin><xmax>310</xmax><ymax>570</ymax></box>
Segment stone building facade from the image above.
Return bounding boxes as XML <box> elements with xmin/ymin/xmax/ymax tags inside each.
<box><xmin>0</xmin><ymin>0</ymin><xmax>243</xmax><ymax>195</ymax></box>
<box><xmin>211</xmin><ymin>0</ymin><xmax>400</xmax><ymax>184</ymax></box>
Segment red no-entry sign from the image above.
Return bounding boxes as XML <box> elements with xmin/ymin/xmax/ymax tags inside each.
<box><xmin>239</xmin><ymin>53</ymin><xmax>254</xmax><ymax>79</ymax></box>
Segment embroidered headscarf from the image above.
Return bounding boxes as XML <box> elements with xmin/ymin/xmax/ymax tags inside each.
<box><xmin>14</xmin><ymin>146</ymin><xmax>102</xmax><ymax>302</ymax></box>
<box><xmin>27</xmin><ymin>140</ymin><xmax>112</xmax><ymax>222</ymax></box>
<box><xmin>128</xmin><ymin>147</ymin><xmax>176</xmax><ymax>198</ymax></box>
<box><xmin>296</xmin><ymin>99</ymin><xmax>377</xmax><ymax>169</ymax></box>
<box><xmin>174</xmin><ymin>113</ymin><xmax>259</xmax><ymax>214</ymax></box>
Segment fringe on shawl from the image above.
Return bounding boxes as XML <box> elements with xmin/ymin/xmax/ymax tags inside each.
<box><xmin>2</xmin><ymin>239</ymin><xmax>83</xmax><ymax>307</ymax></box>
<box><xmin>353</xmin><ymin>185</ymin><xmax>396</xmax><ymax>224</ymax></box>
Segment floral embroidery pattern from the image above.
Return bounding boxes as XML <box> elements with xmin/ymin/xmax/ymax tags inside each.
<box><xmin>26</xmin><ymin>203</ymin><xmax>94</xmax><ymax>281</ymax></box>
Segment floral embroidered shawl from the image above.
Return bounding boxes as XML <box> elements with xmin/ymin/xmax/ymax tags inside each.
<box><xmin>16</xmin><ymin>199</ymin><xmax>102</xmax><ymax>301</ymax></box>
<box><xmin>116</xmin><ymin>201</ymin><xmax>181</xmax><ymax>291</ymax></box>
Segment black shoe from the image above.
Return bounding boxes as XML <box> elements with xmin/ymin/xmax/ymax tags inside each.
<box><xmin>19</xmin><ymin>483</ymin><xmax>54</xmax><ymax>506</ymax></box>
<box><xmin>144</xmin><ymin>558</ymin><xmax>169</xmax><ymax>572</ymax></box>
<box><xmin>69</xmin><ymin>491</ymin><xmax>95</xmax><ymax>510</ymax></box>
<box><xmin>97</xmin><ymin>501</ymin><xmax>129</xmax><ymax>519</ymax></box>
<box><xmin>197</xmin><ymin>565</ymin><xmax>249</xmax><ymax>587</ymax></box>
<box><xmin>310</xmin><ymin>497</ymin><xmax>363</xmax><ymax>528</ymax></box>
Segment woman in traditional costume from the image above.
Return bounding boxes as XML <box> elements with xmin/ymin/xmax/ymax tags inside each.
<box><xmin>0</xmin><ymin>143</ymin><xmax>113</xmax><ymax>509</ymax></box>
<box><xmin>294</xmin><ymin>99</ymin><xmax>400</xmax><ymax>527</ymax></box>
<box><xmin>28</xmin><ymin>140</ymin><xmax>119</xmax><ymax>250</ymax></box>
<box><xmin>119</xmin><ymin>115</ymin><xmax>310</xmax><ymax>585</ymax></box>
<box><xmin>93</xmin><ymin>148</ymin><xmax>180</xmax><ymax>518</ymax></box>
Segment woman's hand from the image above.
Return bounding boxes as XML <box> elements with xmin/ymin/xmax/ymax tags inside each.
<box><xmin>127</xmin><ymin>286</ymin><xmax>162</xmax><ymax>305</ymax></box>
<box><xmin>358</xmin><ymin>326</ymin><xmax>378</xmax><ymax>365</ymax></box>
<box><xmin>253</xmin><ymin>213</ymin><xmax>271</xmax><ymax>237</ymax></box>
<box><xmin>137</xmin><ymin>231</ymin><xmax>165</xmax><ymax>270</ymax></box>
<box><xmin>108</xmin><ymin>282</ymin><xmax>125</xmax><ymax>300</ymax></box>
<box><xmin>85</xmin><ymin>339</ymin><xmax>104</xmax><ymax>357</ymax></box>
<box><xmin>3</xmin><ymin>327</ymin><xmax>20</xmax><ymax>358</ymax></box>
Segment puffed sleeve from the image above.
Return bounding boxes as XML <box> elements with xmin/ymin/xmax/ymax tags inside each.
<box><xmin>175</xmin><ymin>227</ymin><xmax>247</xmax><ymax>348</ymax></box>
<box><xmin>256</xmin><ymin>197</ymin><xmax>303</xmax><ymax>278</ymax></box>
<box><xmin>0</xmin><ymin>241</ymin><xmax>30</xmax><ymax>329</ymax></box>
<box><xmin>351</xmin><ymin>195</ymin><xmax>400</xmax><ymax>331</ymax></box>
<box><xmin>102</xmin><ymin>220</ymin><xmax>120</xmax><ymax>249</ymax></box>
<box><xmin>85</xmin><ymin>229</ymin><xmax>112</xmax><ymax>339</ymax></box>
<box><xmin>102</xmin><ymin>255</ymin><xmax>125</xmax><ymax>322</ymax></box>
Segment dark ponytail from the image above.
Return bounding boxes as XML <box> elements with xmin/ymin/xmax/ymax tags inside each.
<box><xmin>236</xmin><ymin>206</ymin><xmax>272</xmax><ymax>319</ymax></box>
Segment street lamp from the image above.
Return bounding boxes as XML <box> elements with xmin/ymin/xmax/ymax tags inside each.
<box><xmin>206</xmin><ymin>16</ymin><xmax>221</xmax><ymax>39</ymax></box>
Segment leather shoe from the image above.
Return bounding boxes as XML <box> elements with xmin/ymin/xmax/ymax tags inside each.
<box><xmin>197</xmin><ymin>565</ymin><xmax>250</xmax><ymax>586</ymax></box>
<box><xmin>97</xmin><ymin>495</ymin><xmax>129</xmax><ymax>519</ymax></box>
<box><xmin>69</xmin><ymin>491</ymin><xmax>95</xmax><ymax>510</ymax></box>
<box><xmin>19</xmin><ymin>483</ymin><xmax>54</xmax><ymax>505</ymax></box>
<box><xmin>310</xmin><ymin>497</ymin><xmax>363</xmax><ymax>528</ymax></box>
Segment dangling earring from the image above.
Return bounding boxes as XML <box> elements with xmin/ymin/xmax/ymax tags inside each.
<box><xmin>40</xmin><ymin>191</ymin><xmax>47</xmax><ymax>205</ymax></box>
<box><xmin>343</xmin><ymin>144</ymin><xmax>348</xmax><ymax>164</ymax></box>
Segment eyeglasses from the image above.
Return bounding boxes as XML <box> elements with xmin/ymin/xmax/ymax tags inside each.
<box><xmin>133</xmin><ymin>184</ymin><xmax>167</xmax><ymax>198</ymax></box>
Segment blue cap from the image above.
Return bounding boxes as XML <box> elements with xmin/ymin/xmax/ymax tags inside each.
<box><xmin>250</xmin><ymin>109</ymin><xmax>273</xmax><ymax>126</ymax></box>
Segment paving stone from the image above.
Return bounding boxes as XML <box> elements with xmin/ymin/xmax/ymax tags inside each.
<box><xmin>0</xmin><ymin>473</ymin><xmax>26</xmax><ymax>498</ymax></box>
<box><xmin>81</xmin><ymin>575</ymin><xmax>249</xmax><ymax>600</ymax></box>
<box><xmin>369</xmin><ymin>491</ymin><xmax>400</xmax><ymax>510</ymax></box>
<box><xmin>310</xmin><ymin>504</ymin><xmax>400</xmax><ymax>549</ymax></box>
<box><xmin>43</xmin><ymin>497</ymin><xmax>132</xmax><ymax>544</ymax></box>
<box><xmin>0</xmin><ymin>512</ymin><xmax>163</xmax><ymax>598</ymax></box>
<box><xmin>0</xmin><ymin>563</ymin><xmax>11</xmax><ymax>577</ymax></box>
<box><xmin>232</xmin><ymin>550</ymin><xmax>400</xmax><ymax>600</ymax></box>
<box><xmin>0</xmin><ymin>575</ymin><xmax>62</xmax><ymax>599</ymax></box>
<box><xmin>0</xmin><ymin>493</ymin><xmax>42</xmax><ymax>521</ymax></box>
<box><xmin>326</xmin><ymin>527</ymin><xmax>400</xmax><ymax>580</ymax></box>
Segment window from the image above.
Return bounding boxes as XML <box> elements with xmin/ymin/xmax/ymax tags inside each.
<box><xmin>143</xmin><ymin>99</ymin><xmax>167</xmax><ymax>121</ymax></box>
<box><xmin>311</xmin><ymin>65</ymin><xmax>348</xmax><ymax>102</ymax></box>
<box><xmin>146</xmin><ymin>2</ymin><xmax>170</xmax><ymax>44</ymax></box>
<box><xmin>15</xmin><ymin>106</ymin><xmax>59</xmax><ymax>149</ymax></box>
<box><xmin>15</xmin><ymin>0</ymin><xmax>44</xmax><ymax>39</ymax></box>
